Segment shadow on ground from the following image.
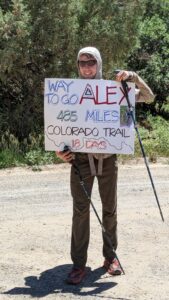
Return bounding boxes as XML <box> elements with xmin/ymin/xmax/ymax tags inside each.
<box><xmin>3</xmin><ymin>264</ymin><xmax>130</xmax><ymax>299</ymax></box>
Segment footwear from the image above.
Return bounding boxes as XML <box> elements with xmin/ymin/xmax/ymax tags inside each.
<box><xmin>66</xmin><ymin>266</ymin><xmax>86</xmax><ymax>284</ymax></box>
<box><xmin>103</xmin><ymin>257</ymin><xmax>122</xmax><ymax>275</ymax></box>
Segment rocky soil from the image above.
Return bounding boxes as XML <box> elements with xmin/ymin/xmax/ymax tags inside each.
<box><xmin>0</xmin><ymin>161</ymin><xmax>169</xmax><ymax>300</ymax></box>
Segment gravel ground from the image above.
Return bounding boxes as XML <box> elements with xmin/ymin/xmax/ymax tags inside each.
<box><xmin>0</xmin><ymin>160</ymin><xmax>169</xmax><ymax>300</ymax></box>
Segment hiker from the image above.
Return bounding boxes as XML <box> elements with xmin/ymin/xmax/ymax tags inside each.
<box><xmin>56</xmin><ymin>46</ymin><xmax>154</xmax><ymax>284</ymax></box>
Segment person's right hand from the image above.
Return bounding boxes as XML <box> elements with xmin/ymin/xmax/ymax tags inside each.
<box><xmin>55</xmin><ymin>149</ymin><xmax>75</xmax><ymax>163</ymax></box>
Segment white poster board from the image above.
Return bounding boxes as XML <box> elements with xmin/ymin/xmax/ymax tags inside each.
<box><xmin>44</xmin><ymin>78</ymin><xmax>135</xmax><ymax>154</ymax></box>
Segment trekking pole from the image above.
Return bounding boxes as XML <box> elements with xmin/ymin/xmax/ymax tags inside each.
<box><xmin>118</xmin><ymin>75</ymin><xmax>164</xmax><ymax>222</ymax></box>
<box><xmin>71</xmin><ymin>159</ymin><xmax>125</xmax><ymax>275</ymax></box>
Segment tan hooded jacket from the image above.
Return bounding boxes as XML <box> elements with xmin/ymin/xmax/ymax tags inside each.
<box><xmin>77</xmin><ymin>47</ymin><xmax>155</xmax><ymax>175</ymax></box>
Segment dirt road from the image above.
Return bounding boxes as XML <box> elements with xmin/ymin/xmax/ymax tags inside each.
<box><xmin>0</xmin><ymin>161</ymin><xmax>169</xmax><ymax>300</ymax></box>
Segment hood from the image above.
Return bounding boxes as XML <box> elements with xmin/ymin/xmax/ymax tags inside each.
<box><xmin>77</xmin><ymin>46</ymin><xmax>102</xmax><ymax>79</ymax></box>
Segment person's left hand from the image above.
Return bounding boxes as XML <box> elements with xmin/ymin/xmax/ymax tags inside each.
<box><xmin>115</xmin><ymin>70</ymin><xmax>131</xmax><ymax>81</ymax></box>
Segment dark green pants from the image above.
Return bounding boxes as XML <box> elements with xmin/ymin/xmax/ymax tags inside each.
<box><xmin>70</xmin><ymin>153</ymin><xmax>118</xmax><ymax>268</ymax></box>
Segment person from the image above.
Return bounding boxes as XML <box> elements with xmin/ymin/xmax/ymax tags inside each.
<box><xmin>56</xmin><ymin>46</ymin><xmax>154</xmax><ymax>284</ymax></box>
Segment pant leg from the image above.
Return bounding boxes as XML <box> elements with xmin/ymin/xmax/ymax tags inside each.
<box><xmin>70</xmin><ymin>153</ymin><xmax>94</xmax><ymax>268</ymax></box>
<box><xmin>97</xmin><ymin>155</ymin><xmax>118</xmax><ymax>260</ymax></box>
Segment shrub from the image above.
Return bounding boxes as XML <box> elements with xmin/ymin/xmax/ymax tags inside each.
<box><xmin>0</xmin><ymin>149</ymin><xmax>24</xmax><ymax>169</ymax></box>
<box><xmin>134</xmin><ymin>115</ymin><xmax>169</xmax><ymax>161</ymax></box>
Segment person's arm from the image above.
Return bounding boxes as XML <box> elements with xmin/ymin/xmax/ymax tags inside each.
<box><xmin>116</xmin><ymin>70</ymin><xmax>155</xmax><ymax>103</ymax></box>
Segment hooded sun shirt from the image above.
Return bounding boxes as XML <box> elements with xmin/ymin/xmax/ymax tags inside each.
<box><xmin>77</xmin><ymin>47</ymin><xmax>113</xmax><ymax>176</ymax></box>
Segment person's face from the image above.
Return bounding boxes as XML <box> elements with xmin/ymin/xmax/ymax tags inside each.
<box><xmin>78</xmin><ymin>54</ymin><xmax>97</xmax><ymax>79</ymax></box>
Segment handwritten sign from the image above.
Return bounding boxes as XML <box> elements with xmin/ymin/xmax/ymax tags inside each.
<box><xmin>44</xmin><ymin>78</ymin><xmax>135</xmax><ymax>154</ymax></box>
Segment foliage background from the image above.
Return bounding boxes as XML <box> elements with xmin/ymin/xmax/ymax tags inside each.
<box><xmin>0</xmin><ymin>0</ymin><xmax>169</xmax><ymax>167</ymax></box>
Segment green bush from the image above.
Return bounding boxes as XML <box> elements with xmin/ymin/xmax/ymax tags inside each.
<box><xmin>134</xmin><ymin>115</ymin><xmax>169</xmax><ymax>161</ymax></box>
<box><xmin>0</xmin><ymin>115</ymin><xmax>169</xmax><ymax>169</ymax></box>
<box><xmin>0</xmin><ymin>149</ymin><xmax>24</xmax><ymax>169</ymax></box>
<box><xmin>0</xmin><ymin>131</ymin><xmax>62</xmax><ymax>169</ymax></box>
<box><xmin>25</xmin><ymin>150</ymin><xmax>60</xmax><ymax>166</ymax></box>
